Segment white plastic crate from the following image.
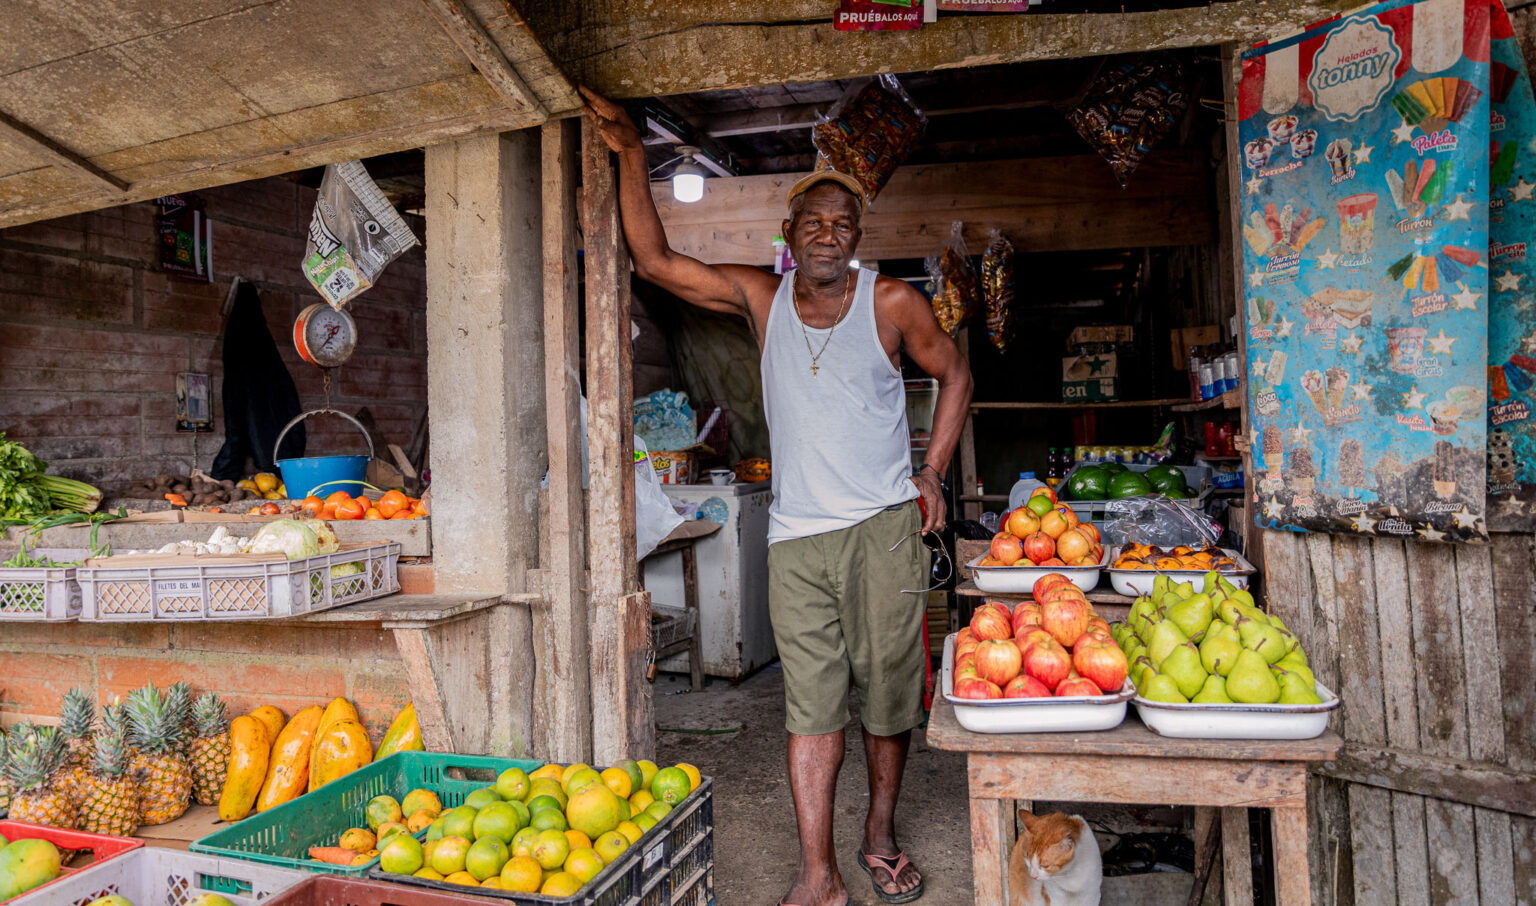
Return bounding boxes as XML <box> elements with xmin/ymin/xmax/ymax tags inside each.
<box><xmin>11</xmin><ymin>847</ymin><xmax>308</xmax><ymax>905</ymax></box>
<box><xmin>0</xmin><ymin>549</ymin><xmax>90</xmax><ymax>622</ymax></box>
<box><xmin>76</xmin><ymin>542</ymin><xmax>400</xmax><ymax>621</ymax></box>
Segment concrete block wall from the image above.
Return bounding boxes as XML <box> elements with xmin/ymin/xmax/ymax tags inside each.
<box><xmin>0</xmin><ymin>176</ymin><xmax>427</xmax><ymax>488</ymax></box>
<box><xmin>0</xmin><ymin>620</ymin><xmax>412</xmax><ymax>743</ymax></box>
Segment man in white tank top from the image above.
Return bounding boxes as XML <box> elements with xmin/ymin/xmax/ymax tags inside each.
<box><xmin>585</xmin><ymin>89</ymin><xmax>973</xmax><ymax>906</ymax></box>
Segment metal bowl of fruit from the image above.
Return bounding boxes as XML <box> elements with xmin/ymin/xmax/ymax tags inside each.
<box><xmin>968</xmin><ymin>548</ymin><xmax>1109</xmax><ymax>594</ymax></box>
<box><xmin>941</xmin><ymin>633</ymin><xmax>1134</xmax><ymax>734</ymax></box>
<box><xmin>1105</xmin><ymin>544</ymin><xmax>1255</xmax><ymax>597</ymax></box>
<box><xmin>1133</xmin><ymin>681</ymin><xmax>1339</xmax><ymax>739</ymax></box>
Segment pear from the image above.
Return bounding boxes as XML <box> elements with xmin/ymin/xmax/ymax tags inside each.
<box><xmin>1215</xmin><ymin>598</ymin><xmax>1246</xmax><ymax>625</ymax></box>
<box><xmin>1160</xmin><ymin>642</ymin><xmax>1209</xmax><ymax>699</ymax></box>
<box><xmin>1167</xmin><ymin>593</ymin><xmax>1214</xmax><ymax>641</ymax></box>
<box><xmin>1125</xmin><ymin>642</ymin><xmax>1148</xmax><ymax>666</ymax></box>
<box><xmin>1152</xmin><ymin>575</ymin><xmax>1172</xmax><ymax>598</ymax></box>
<box><xmin>1146</xmin><ymin>619</ymin><xmax>1190</xmax><ymax>666</ymax></box>
<box><xmin>1198</xmin><ymin>623</ymin><xmax>1242</xmax><ymax>677</ymax></box>
<box><xmin>1174</xmin><ymin>580</ymin><xmax>1196</xmax><ymax>599</ymax></box>
<box><xmin>1275</xmin><ymin>627</ymin><xmax>1301</xmax><ymax>654</ymax></box>
<box><xmin>1238</xmin><ymin>616</ymin><xmax>1290</xmax><ymax>664</ymax></box>
<box><xmin>1217</xmin><ymin>574</ymin><xmax>1240</xmax><ymax>596</ymax></box>
<box><xmin>1273</xmin><ymin>660</ymin><xmax>1317</xmax><ymax>688</ymax></box>
<box><xmin>1202</xmin><ymin>570</ymin><xmax>1220</xmax><ymax>596</ymax></box>
<box><xmin>1227</xmin><ymin>648</ymin><xmax>1281</xmax><ymax>704</ymax></box>
<box><xmin>1267</xmin><ymin>614</ymin><xmax>1290</xmax><ymax>634</ymax></box>
<box><xmin>1230</xmin><ymin>589</ymin><xmax>1258</xmax><ymax>609</ymax></box>
<box><xmin>1142</xmin><ymin>674</ymin><xmax>1189</xmax><ymax>703</ymax></box>
<box><xmin>1277</xmin><ymin>647</ymin><xmax>1311</xmax><ymax>672</ymax></box>
<box><xmin>1191</xmin><ymin>675</ymin><xmax>1232</xmax><ymax>703</ymax></box>
<box><xmin>1277</xmin><ymin>671</ymin><xmax>1323</xmax><ymax>705</ymax></box>
<box><xmin>1132</xmin><ymin>657</ymin><xmax>1158</xmax><ymax>691</ymax></box>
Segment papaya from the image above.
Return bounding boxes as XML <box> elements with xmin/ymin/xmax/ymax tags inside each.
<box><xmin>376</xmin><ymin>703</ymin><xmax>424</xmax><ymax>758</ymax></box>
<box><xmin>247</xmin><ymin>705</ymin><xmax>285</xmax><ymax>740</ymax></box>
<box><xmin>218</xmin><ymin>715</ymin><xmax>273</xmax><ymax>822</ymax></box>
<box><xmin>307</xmin><ymin>697</ymin><xmax>361</xmax><ymax>777</ymax></box>
<box><xmin>255</xmin><ymin>705</ymin><xmax>323</xmax><ymax>812</ymax></box>
<box><xmin>308</xmin><ymin>718</ymin><xmax>374</xmax><ymax>791</ymax></box>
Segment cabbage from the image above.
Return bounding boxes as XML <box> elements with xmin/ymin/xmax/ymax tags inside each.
<box><xmin>330</xmin><ymin>562</ymin><xmax>363</xmax><ymax>578</ymax></box>
<box><xmin>303</xmin><ymin>519</ymin><xmax>340</xmax><ymax>554</ymax></box>
<box><xmin>248</xmin><ymin>519</ymin><xmax>320</xmax><ymax>560</ymax></box>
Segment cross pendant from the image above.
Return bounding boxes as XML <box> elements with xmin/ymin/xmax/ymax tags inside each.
<box><xmin>810</xmin><ymin>363</ymin><xmax>820</xmax><ymax>377</ymax></box>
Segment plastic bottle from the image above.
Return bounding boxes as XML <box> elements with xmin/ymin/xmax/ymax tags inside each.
<box><xmin>1008</xmin><ymin>471</ymin><xmax>1050</xmax><ymax>512</ymax></box>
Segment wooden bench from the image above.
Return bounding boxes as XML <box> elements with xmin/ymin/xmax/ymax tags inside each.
<box><xmin>639</xmin><ymin>519</ymin><xmax>721</xmax><ymax>692</ymax></box>
<box><xmin>927</xmin><ymin>695</ymin><xmax>1341</xmax><ymax>905</ymax></box>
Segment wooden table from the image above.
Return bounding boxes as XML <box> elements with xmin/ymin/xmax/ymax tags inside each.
<box><xmin>927</xmin><ymin>697</ymin><xmax>1341</xmax><ymax>905</ymax></box>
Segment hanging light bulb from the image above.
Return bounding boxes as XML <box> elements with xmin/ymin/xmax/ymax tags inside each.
<box><xmin>671</xmin><ymin>146</ymin><xmax>707</xmax><ymax>204</ymax></box>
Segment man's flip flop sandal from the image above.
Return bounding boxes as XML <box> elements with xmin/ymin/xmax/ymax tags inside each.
<box><xmin>856</xmin><ymin>848</ymin><xmax>924</xmax><ymax>904</ymax></box>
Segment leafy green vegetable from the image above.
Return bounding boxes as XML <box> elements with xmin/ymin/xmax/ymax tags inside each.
<box><xmin>0</xmin><ymin>433</ymin><xmax>103</xmax><ymax>521</ymax></box>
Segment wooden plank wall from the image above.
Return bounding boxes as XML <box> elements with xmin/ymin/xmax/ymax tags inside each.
<box><xmin>1260</xmin><ymin>530</ymin><xmax>1536</xmax><ymax>905</ymax></box>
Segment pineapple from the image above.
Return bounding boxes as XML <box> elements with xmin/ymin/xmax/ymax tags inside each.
<box><xmin>189</xmin><ymin>693</ymin><xmax>230</xmax><ymax>806</ymax></box>
<box><xmin>126</xmin><ymin>684</ymin><xmax>193</xmax><ymax>826</ymax></box>
<box><xmin>0</xmin><ymin>727</ymin><xmax>10</xmax><ymax>815</ymax></box>
<box><xmin>55</xmin><ymin>687</ymin><xmax>96</xmax><ymax>807</ymax></box>
<box><xmin>4</xmin><ymin>724</ymin><xmax>76</xmax><ymax>828</ymax></box>
<box><xmin>79</xmin><ymin>699</ymin><xmax>139</xmax><ymax>837</ymax></box>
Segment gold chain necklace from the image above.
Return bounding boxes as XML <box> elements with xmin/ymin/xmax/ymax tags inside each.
<box><xmin>791</xmin><ymin>270</ymin><xmax>853</xmax><ymax>378</ymax></box>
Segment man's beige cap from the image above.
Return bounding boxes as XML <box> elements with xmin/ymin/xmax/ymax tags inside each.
<box><xmin>786</xmin><ymin>169</ymin><xmax>867</xmax><ymax>212</ymax></box>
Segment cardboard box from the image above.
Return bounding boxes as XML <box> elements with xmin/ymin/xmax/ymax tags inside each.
<box><xmin>1170</xmin><ymin>325</ymin><xmax>1222</xmax><ymax>370</ymax></box>
<box><xmin>1068</xmin><ymin>325</ymin><xmax>1134</xmax><ymax>347</ymax></box>
<box><xmin>1062</xmin><ymin>352</ymin><xmax>1119</xmax><ymax>402</ymax></box>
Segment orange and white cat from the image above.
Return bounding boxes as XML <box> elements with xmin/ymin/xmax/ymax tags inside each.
<box><xmin>1008</xmin><ymin>809</ymin><xmax>1101</xmax><ymax>906</ymax></box>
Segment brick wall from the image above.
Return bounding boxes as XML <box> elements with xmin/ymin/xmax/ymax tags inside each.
<box><xmin>0</xmin><ymin>621</ymin><xmax>411</xmax><ymax>743</ymax></box>
<box><xmin>0</xmin><ymin>177</ymin><xmax>427</xmax><ymax>489</ymax></box>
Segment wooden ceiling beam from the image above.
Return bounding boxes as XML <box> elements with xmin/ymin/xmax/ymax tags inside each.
<box><xmin>558</xmin><ymin>0</ymin><xmax>1359</xmax><ymax>99</ymax></box>
<box><xmin>418</xmin><ymin>0</ymin><xmax>547</xmax><ymax>118</ymax></box>
<box><xmin>0</xmin><ymin>109</ymin><xmax>128</xmax><ymax>194</ymax></box>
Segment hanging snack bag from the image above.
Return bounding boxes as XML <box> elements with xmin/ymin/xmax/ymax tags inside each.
<box><xmin>980</xmin><ymin>229</ymin><xmax>1015</xmax><ymax>352</ymax></box>
<box><xmin>303</xmin><ymin>161</ymin><xmax>420</xmax><ymax>310</ymax></box>
<box><xmin>812</xmin><ymin>74</ymin><xmax>927</xmax><ymax>205</ymax></box>
<box><xmin>1068</xmin><ymin>58</ymin><xmax>1190</xmax><ymax>185</ymax></box>
<box><xmin>927</xmin><ymin>222</ymin><xmax>977</xmax><ymax>336</ymax></box>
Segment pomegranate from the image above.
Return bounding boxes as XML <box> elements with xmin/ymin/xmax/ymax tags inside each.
<box><xmin>975</xmin><ymin>639</ymin><xmax>1023</xmax><ymax>686</ymax></box>
<box><xmin>1072</xmin><ymin>637</ymin><xmax>1128</xmax><ymax>694</ymax></box>
<box><xmin>1021</xmin><ymin>532</ymin><xmax>1056</xmax><ymax>565</ymax></box>
<box><xmin>989</xmin><ymin>532</ymin><xmax>1024</xmax><ymax>566</ymax></box>
<box><xmin>1002</xmin><ymin>674</ymin><xmax>1053</xmax><ymax>698</ymax></box>
<box><xmin>1021</xmin><ymin>638</ymin><xmax>1071</xmax><ymax>690</ymax></box>
<box><xmin>1041</xmin><ymin>595</ymin><xmax>1090</xmax><ymax>648</ymax></box>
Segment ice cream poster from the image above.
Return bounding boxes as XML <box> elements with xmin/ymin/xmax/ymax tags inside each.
<box><xmin>1485</xmin><ymin>2</ymin><xmax>1536</xmax><ymax>530</ymax></box>
<box><xmin>1240</xmin><ymin>0</ymin><xmax>1491</xmax><ymax>542</ymax></box>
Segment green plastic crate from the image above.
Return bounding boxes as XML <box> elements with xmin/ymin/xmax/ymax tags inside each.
<box><xmin>190</xmin><ymin>751</ymin><xmax>542</xmax><ymax>878</ymax></box>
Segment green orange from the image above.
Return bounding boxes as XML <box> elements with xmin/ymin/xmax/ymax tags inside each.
<box><xmin>650</xmin><ymin>767</ymin><xmax>691</xmax><ymax>805</ymax></box>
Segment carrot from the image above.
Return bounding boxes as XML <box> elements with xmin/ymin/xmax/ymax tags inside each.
<box><xmin>308</xmin><ymin>846</ymin><xmax>357</xmax><ymax>865</ymax></box>
<box><xmin>165</xmin><ymin>493</ymin><xmax>188</xmax><ymax>507</ymax></box>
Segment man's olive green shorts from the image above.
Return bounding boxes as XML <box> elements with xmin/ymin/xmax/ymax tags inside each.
<box><xmin>767</xmin><ymin>500</ymin><xmax>926</xmax><ymax>737</ymax></box>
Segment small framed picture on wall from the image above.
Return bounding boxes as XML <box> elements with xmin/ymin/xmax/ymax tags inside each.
<box><xmin>176</xmin><ymin>372</ymin><xmax>212</xmax><ymax>432</ymax></box>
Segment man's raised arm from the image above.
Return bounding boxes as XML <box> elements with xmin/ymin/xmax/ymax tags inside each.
<box><xmin>580</xmin><ymin>88</ymin><xmax>771</xmax><ymax>320</ymax></box>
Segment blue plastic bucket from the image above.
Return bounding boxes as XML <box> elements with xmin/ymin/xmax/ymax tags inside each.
<box><xmin>272</xmin><ymin>409</ymin><xmax>374</xmax><ymax>499</ymax></box>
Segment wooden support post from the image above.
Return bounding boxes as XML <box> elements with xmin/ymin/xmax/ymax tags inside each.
<box><xmin>1220</xmin><ymin>807</ymin><xmax>1253</xmax><ymax>906</ymax></box>
<box><xmin>424</xmin><ymin>130</ymin><xmax>544</xmax><ymax>755</ymax></box>
<box><xmin>537</xmin><ymin>117</ymin><xmax>593</xmax><ymax>763</ymax></box>
<box><xmin>969</xmin><ymin>787</ymin><xmax>1014</xmax><ymax>905</ymax></box>
<box><xmin>582</xmin><ymin>117</ymin><xmax>653</xmax><ymax>762</ymax></box>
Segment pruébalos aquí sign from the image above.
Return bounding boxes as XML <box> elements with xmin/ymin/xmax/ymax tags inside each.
<box><xmin>1309</xmin><ymin>16</ymin><xmax>1402</xmax><ymax>121</ymax></box>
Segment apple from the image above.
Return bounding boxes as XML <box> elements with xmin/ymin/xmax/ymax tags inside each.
<box><xmin>956</xmin><ymin>634</ymin><xmax>980</xmax><ymax>658</ymax></box>
<box><xmin>975</xmin><ymin>639</ymin><xmax>1023</xmax><ymax>686</ymax></box>
<box><xmin>1039</xmin><ymin>509</ymin><xmax>1069</xmax><ymax>540</ymax></box>
<box><xmin>1056</xmin><ymin>527</ymin><xmax>1091</xmax><ymax>562</ymax></box>
<box><xmin>1053</xmin><ymin>504</ymin><xmax>1080</xmax><ymax>531</ymax></box>
<box><xmin>1029</xmin><ymin>486</ymin><xmax>1058</xmax><ymax>505</ymax></box>
<box><xmin>989</xmin><ymin>532</ymin><xmax>1024</xmax><ymax>566</ymax></box>
<box><xmin>1039</xmin><ymin>584</ymin><xmax>1085</xmax><ymax>604</ymax></box>
<box><xmin>1039</xmin><ymin>557</ymin><xmax>1067</xmax><ymax>567</ymax></box>
<box><xmin>1085</xmin><ymin>616</ymin><xmax>1111</xmax><ymax>637</ymax></box>
<box><xmin>1005</xmin><ymin>507</ymin><xmax>1041</xmax><ymax>538</ymax></box>
<box><xmin>1032</xmin><ymin>573</ymin><xmax>1073</xmax><ymax>600</ymax></box>
<box><xmin>1076</xmin><ymin>523</ymin><xmax>1101</xmax><ymax>545</ymax></box>
<box><xmin>978</xmin><ymin>555</ymin><xmax>1002</xmax><ymax>566</ymax></box>
<box><xmin>1072</xmin><ymin>637</ymin><xmax>1128</xmax><ymax>693</ymax></box>
<box><xmin>1055</xmin><ymin>676</ymin><xmax>1103</xmax><ymax>697</ymax></box>
<box><xmin>1002</xmin><ymin>674</ymin><xmax>1053</xmax><ymax>698</ymax></box>
<box><xmin>969</xmin><ymin>604</ymin><xmax>1013</xmax><ymax>642</ymax></box>
<box><xmin>1022</xmin><ymin>638</ymin><xmax>1071</xmax><ymax>690</ymax></box>
<box><xmin>1010</xmin><ymin>605</ymin><xmax>1041</xmax><ymax>635</ymax></box>
<box><xmin>953</xmin><ymin>677</ymin><xmax>1003</xmax><ymax>700</ymax></box>
<box><xmin>954</xmin><ymin>657</ymin><xmax>978</xmax><ymax>682</ymax></box>
<box><xmin>1021</xmin><ymin>532</ymin><xmax>1055</xmax><ymax>564</ymax></box>
<box><xmin>1041</xmin><ymin>595</ymin><xmax>1090</xmax><ymax>648</ymax></box>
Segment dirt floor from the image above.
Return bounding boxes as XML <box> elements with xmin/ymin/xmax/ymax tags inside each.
<box><xmin>654</xmin><ymin>666</ymin><xmax>976</xmax><ymax>906</ymax></box>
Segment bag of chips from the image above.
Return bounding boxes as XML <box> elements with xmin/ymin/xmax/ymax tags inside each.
<box><xmin>1067</xmin><ymin>58</ymin><xmax>1190</xmax><ymax>185</ymax></box>
<box><xmin>303</xmin><ymin>160</ymin><xmax>420</xmax><ymax>309</ymax></box>
<box><xmin>981</xmin><ymin>229</ymin><xmax>1015</xmax><ymax>352</ymax></box>
<box><xmin>812</xmin><ymin>74</ymin><xmax>927</xmax><ymax>205</ymax></box>
<box><xmin>927</xmin><ymin>222</ymin><xmax>977</xmax><ymax>336</ymax></box>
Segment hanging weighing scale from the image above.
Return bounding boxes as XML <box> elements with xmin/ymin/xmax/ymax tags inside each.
<box><xmin>280</xmin><ymin>302</ymin><xmax>373</xmax><ymax>498</ymax></box>
<box><xmin>293</xmin><ymin>302</ymin><xmax>358</xmax><ymax>368</ymax></box>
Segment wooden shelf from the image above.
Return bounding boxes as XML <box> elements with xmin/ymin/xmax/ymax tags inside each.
<box><xmin>1170</xmin><ymin>389</ymin><xmax>1241</xmax><ymax>412</ymax></box>
<box><xmin>958</xmin><ymin>494</ymin><xmax>1011</xmax><ymax>502</ymax></box>
<box><xmin>955</xmin><ymin>579</ymin><xmax>1135</xmax><ymax>606</ymax></box>
<box><xmin>970</xmin><ymin>398</ymin><xmax>1192</xmax><ymax>411</ymax></box>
